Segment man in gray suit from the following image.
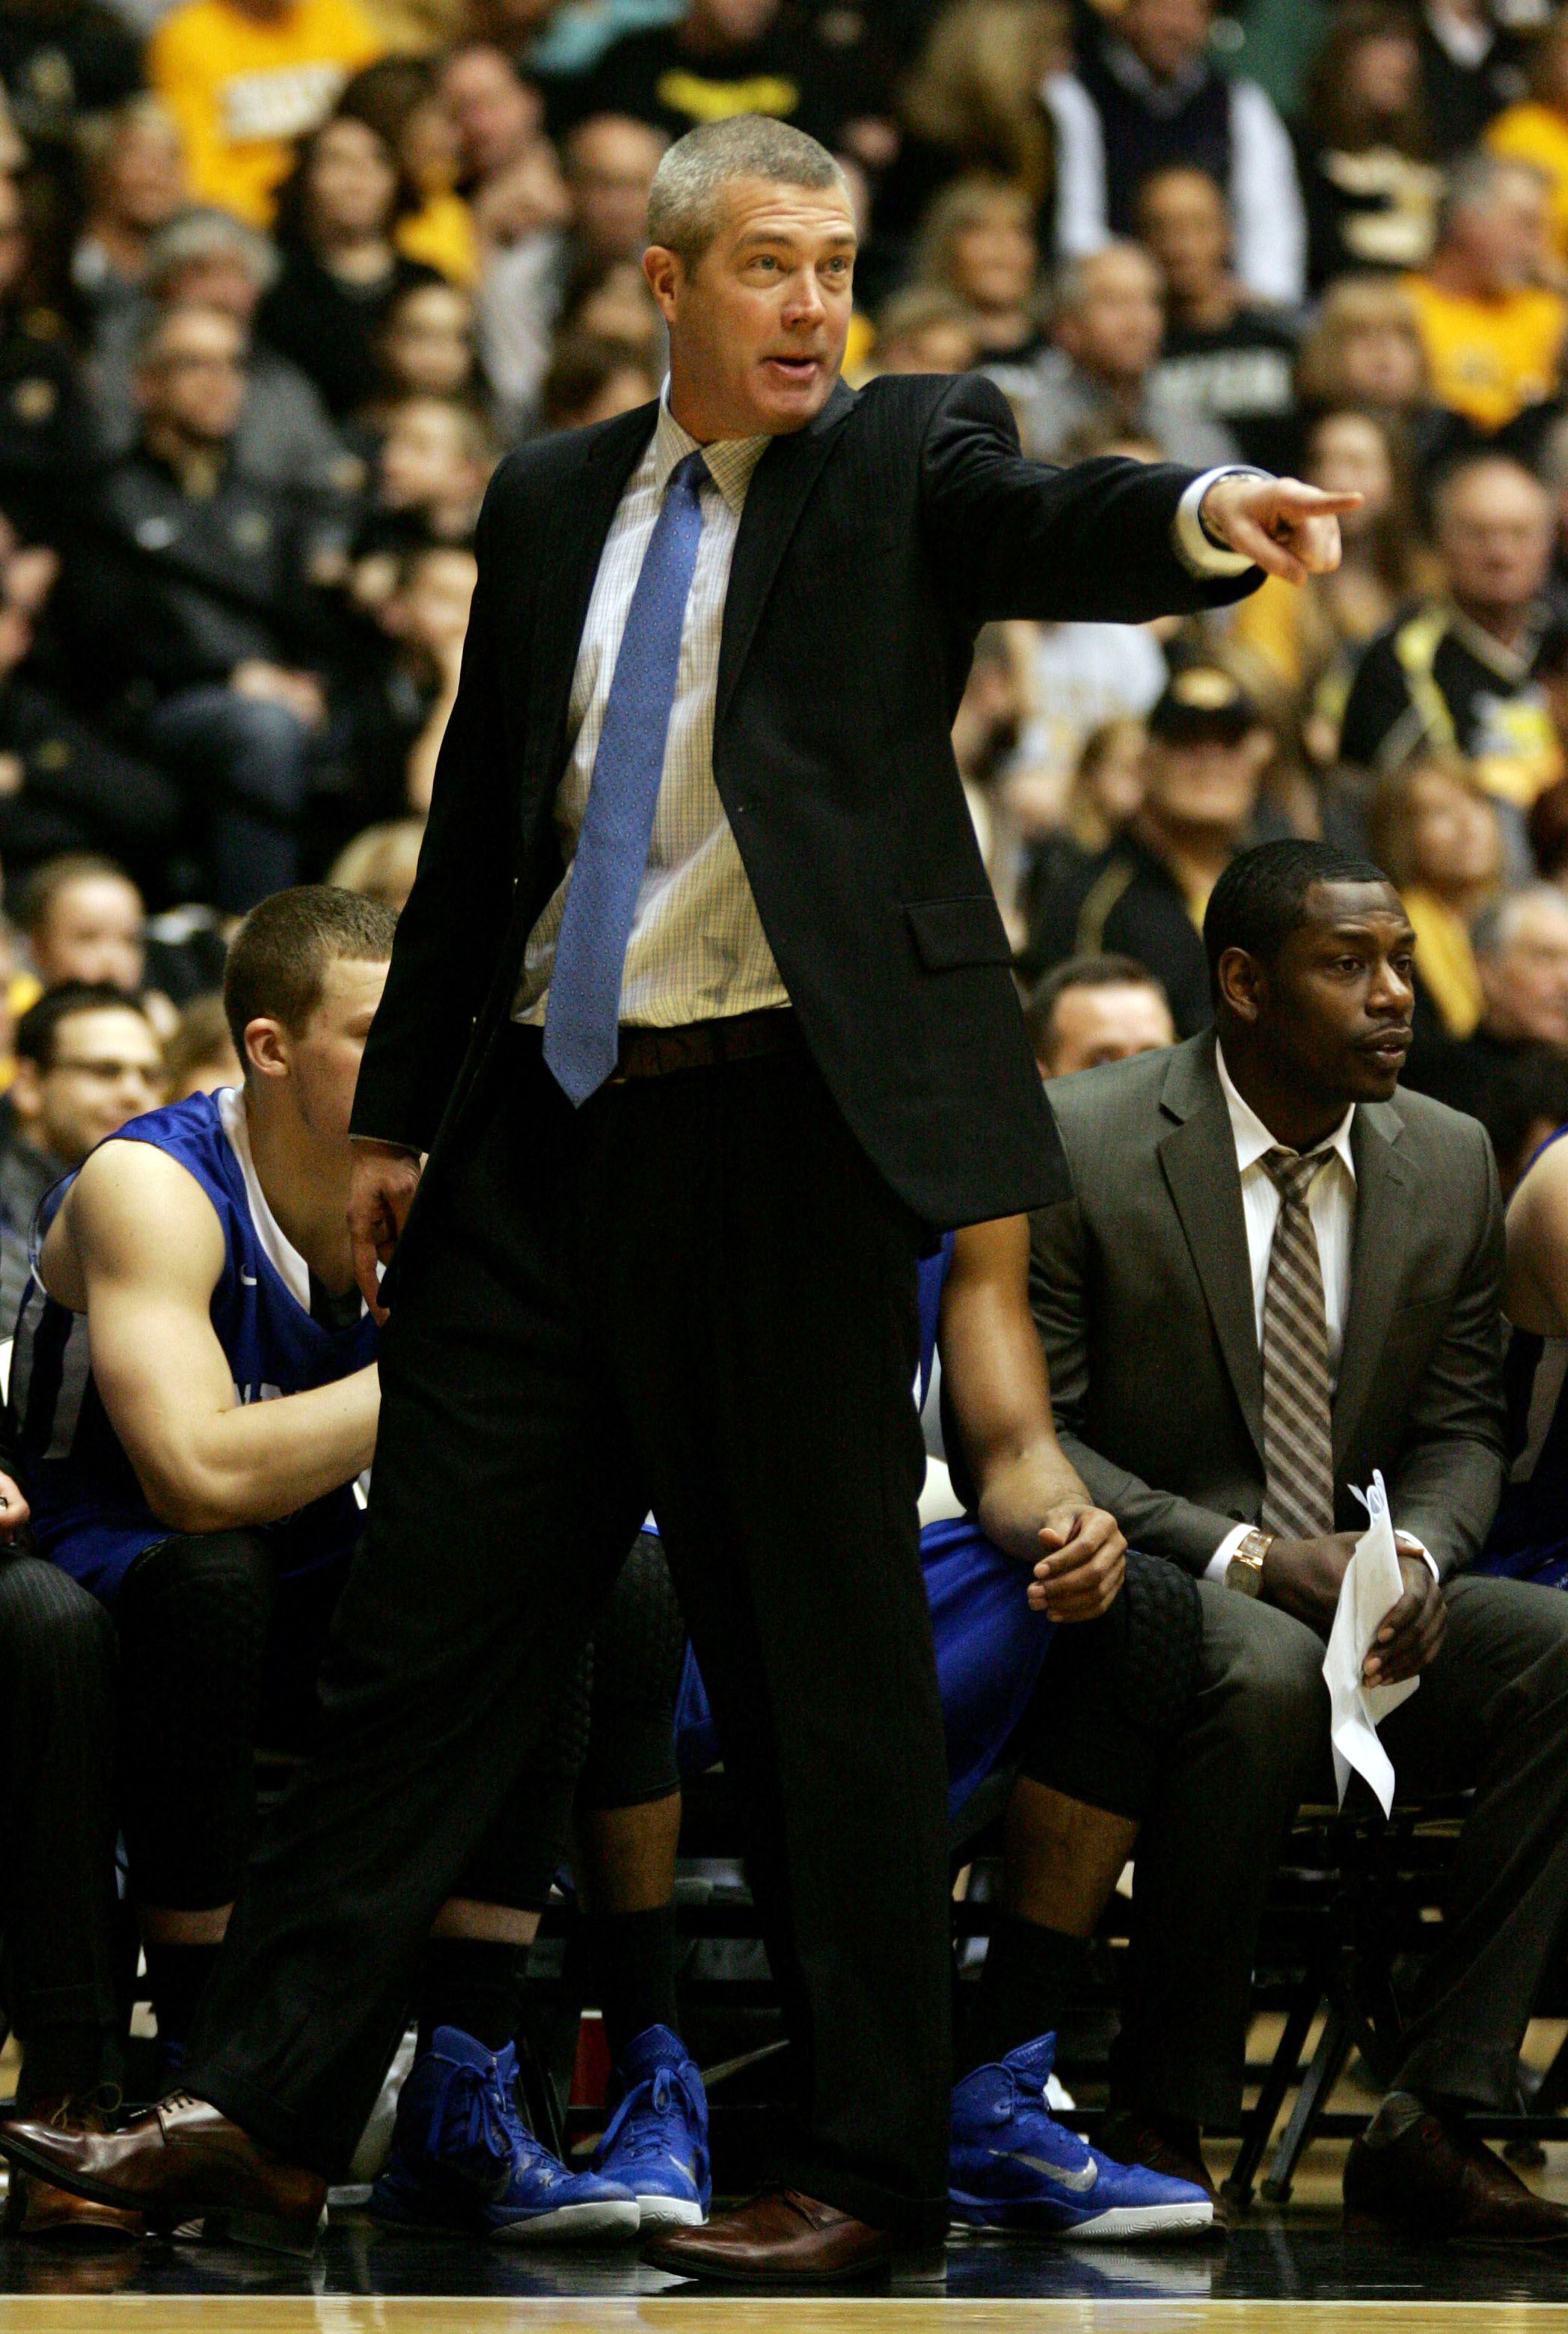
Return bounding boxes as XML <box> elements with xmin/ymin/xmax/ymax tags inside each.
<box><xmin>1031</xmin><ymin>837</ymin><xmax>1568</xmax><ymax>2243</ymax></box>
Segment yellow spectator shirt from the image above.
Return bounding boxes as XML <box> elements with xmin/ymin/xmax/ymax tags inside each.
<box><xmin>148</xmin><ymin>0</ymin><xmax>384</xmax><ymax>228</ymax></box>
<box><xmin>1403</xmin><ymin>269</ymin><xmax>1568</xmax><ymax>432</ymax></box>
<box><xmin>1487</xmin><ymin>102</ymin><xmax>1568</xmax><ymax>264</ymax></box>
<box><xmin>396</xmin><ymin>189</ymin><xmax>477</xmax><ymax>284</ymax></box>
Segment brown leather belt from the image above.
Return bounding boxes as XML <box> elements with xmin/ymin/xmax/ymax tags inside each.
<box><xmin>610</xmin><ymin>1007</ymin><xmax>799</xmax><ymax>1082</ymax></box>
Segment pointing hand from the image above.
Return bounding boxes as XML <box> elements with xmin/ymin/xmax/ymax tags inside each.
<box><xmin>1198</xmin><ymin>475</ymin><xmax>1364</xmax><ymax>585</ymax></box>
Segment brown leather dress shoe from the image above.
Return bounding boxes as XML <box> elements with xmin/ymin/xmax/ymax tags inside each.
<box><xmin>1345</xmin><ymin>2107</ymin><xmax>1568</xmax><ymax>2244</ymax></box>
<box><xmin>1</xmin><ymin>2098</ymin><xmax>143</xmax><ymax>2246</ymax></box>
<box><xmin>4</xmin><ymin>2166</ymin><xmax>144</xmax><ymax>2247</ymax></box>
<box><xmin>0</xmin><ymin>2093</ymin><xmax>325</xmax><ymax>2255</ymax></box>
<box><xmin>642</xmin><ymin>2189</ymin><xmax>893</xmax><ymax>2285</ymax></box>
<box><xmin>1097</xmin><ymin>2109</ymin><xmax>1226</xmax><ymax>2227</ymax></box>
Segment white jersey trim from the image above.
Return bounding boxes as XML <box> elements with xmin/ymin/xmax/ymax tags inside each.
<box><xmin>217</xmin><ymin>1086</ymin><xmax>311</xmax><ymax>1313</ymax></box>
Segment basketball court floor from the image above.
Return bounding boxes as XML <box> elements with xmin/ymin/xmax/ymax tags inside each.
<box><xmin>7</xmin><ymin>2135</ymin><xmax>1568</xmax><ymax>2330</ymax></box>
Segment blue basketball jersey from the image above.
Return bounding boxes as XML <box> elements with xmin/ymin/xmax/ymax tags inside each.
<box><xmin>13</xmin><ymin>1087</ymin><xmax>378</xmax><ymax>1604</ymax></box>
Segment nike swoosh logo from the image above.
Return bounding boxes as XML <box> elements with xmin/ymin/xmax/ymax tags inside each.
<box><xmin>989</xmin><ymin>2146</ymin><xmax>1098</xmax><ymax>2193</ymax></box>
<box><xmin>241</xmin><ymin>1273</ymin><xmax>257</xmax><ymax>1285</ymax></box>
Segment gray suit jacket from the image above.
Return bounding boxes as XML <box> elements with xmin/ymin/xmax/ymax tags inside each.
<box><xmin>1029</xmin><ymin>1032</ymin><xmax>1508</xmax><ymax>1578</ymax></box>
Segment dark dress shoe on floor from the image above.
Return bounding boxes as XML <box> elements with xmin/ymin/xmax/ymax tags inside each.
<box><xmin>642</xmin><ymin>2189</ymin><xmax>893</xmax><ymax>2284</ymax></box>
<box><xmin>1</xmin><ymin>2098</ymin><xmax>143</xmax><ymax>2247</ymax></box>
<box><xmin>1097</xmin><ymin>2110</ymin><xmax>1227</xmax><ymax>2229</ymax></box>
<box><xmin>0</xmin><ymin>2093</ymin><xmax>325</xmax><ymax>2255</ymax></box>
<box><xmin>1345</xmin><ymin>2106</ymin><xmax>1568</xmax><ymax>2244</ymax></box>
<box><xmin>4</xmin><ymin>2165</ymin><xmax>144</xmax><ymax>2246</ymax></box>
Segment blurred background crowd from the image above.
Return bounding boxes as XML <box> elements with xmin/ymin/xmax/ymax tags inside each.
<box><xmin>3</xmin><ymin>0</ymin><xmax>1568</xmax><ymax>1204</ymax></box>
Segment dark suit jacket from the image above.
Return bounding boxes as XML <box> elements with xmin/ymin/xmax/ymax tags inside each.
<box><xmin>351</xmin><ymin>371</ymin><xmax>1258</xmax><ymax>1228</ymax></box>
<box><xmin>1029</xmin><ymin>1032</ymin><xmax>1508</xmax><ymax>1577</ymax></box>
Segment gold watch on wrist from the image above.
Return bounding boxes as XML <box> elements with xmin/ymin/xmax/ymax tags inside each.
<box><xmin>1225</xmin><ymin>1528</ymin><xmax>1273</xmax><ymax>1597</ymax></box>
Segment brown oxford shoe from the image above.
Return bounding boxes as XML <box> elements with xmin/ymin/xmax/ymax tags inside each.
<box><xmin>641</xmin><ymin>2188</ymin><xmax>893</xmax><ymax>2285</ymax></box>
<box><xmin>4</xmin><ymin>2166</ymin><xmax>144</xmax><ymax>2247</ymax></box>
<box><xmin>1</xmin><ymin>2098</ymin><xmax>143</xmax><ymax>2247</ymax></box>
<box><xmin>0</xmin><ymin>2093</ymin><xmax>325</xmax><ymax>2255</ymax></box>
<box><xmin>1345</xmin><ymin>2103</ymin><xmax>1568</xmax><ymax>2245</ymax></box>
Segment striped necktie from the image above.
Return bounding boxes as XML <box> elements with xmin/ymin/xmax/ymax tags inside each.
<box><xmin>544</xmin><ymin>447</ymin><xmax>710</xmax><ymax>1106</ymax></box>
<box><xmin>1259</xmin><ymin>1146</ymin><xmax>1337</xmax><ymax>1541</ymax></box>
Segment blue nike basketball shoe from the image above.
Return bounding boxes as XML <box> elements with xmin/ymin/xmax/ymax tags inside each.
<box><xmin>372</xmin><ymin>2027</ymin><xmax>640</xmax><ymax>2243</ymax></box>
<box><xmin>591</xmin><ymin>2025</ymin><xmax>711</xmax><ymax>2230</ymax></box>
<box><xmin>950</xmin><ymin>2034</ymin><xmax>1214</xmax><ymax>2240</ymax></box>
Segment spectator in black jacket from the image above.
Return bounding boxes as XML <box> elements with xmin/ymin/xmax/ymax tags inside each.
<box><xmin>1136</xmin><ymin>166</ymin><xmax>1299</xmax><ymax>471</ymax></box>
<box><xmin>257</xmin><ymin>114</ymin><xmax>442</xmax><ymax>420</ymax></box>
<box><xmin>0</xmin><ymin>583</ymin><xmax>179</xmax><ymax>885</ymax></box>
<box><xmin>0</xmin><ymin>174</ymin><xmax>91</xmax><ymax>542</ymax></box>
<box><xmin>1338</xmin><ymin>453</ymin><xmax>1561</xmax><ymax>835</ymax></box>
<box><xmin>1020</xmin><ymin>659</ymin><xmax>1269</xmax><ymax>1032</ymax></box>
<box><xmin>62</xmin><ymin>304</ymin><xmax>336</xmax><ymax>909</ymax></box>
<box><xmin>1293</xmin><ymin>3</ymin><xmax>1442</xmax><ymax>291</ymax></box>
<box><xmin>0</xmin><ymin>980</ymin><xmax>163</xmax><ymax>1328</ymax></box>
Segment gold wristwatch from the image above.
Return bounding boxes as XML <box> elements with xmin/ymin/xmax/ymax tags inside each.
<box><xmin>1225</xmin><ymin>1528</ymin><xmax>1273</xmax><ymax>1596</ymax></box>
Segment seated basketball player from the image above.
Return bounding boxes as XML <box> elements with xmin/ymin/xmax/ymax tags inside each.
<box><xmin>10</xmin><ymin>887</ymin><xmax>637</xmax><ymax>2246</ymax></box>
<box><xmin>459</xmin><ymin>1216</ymin><xmax>1218</xmax><ymax>2246</ymax></box>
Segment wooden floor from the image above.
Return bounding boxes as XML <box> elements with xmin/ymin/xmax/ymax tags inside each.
<box><xmin>5</xmin><ymin>2297</ymin><xmax>1568</xmax><ymax>2330</ymax></box>
<box><xmin>10</xmin><ymin>2036</ymin><xmax>1568</xmax><ymax>2327</ymax></box>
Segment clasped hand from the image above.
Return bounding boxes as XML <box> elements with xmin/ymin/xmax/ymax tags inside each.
<box><xmin>1261</xmin><ymin>1531</ymin><xmax>1447</xmax><ymax>1684</ymax></box>
<box><xmin>1026</xmin><ymin>1503</ymin><xmax>1125</xmax><ymax>1623</ymax></box>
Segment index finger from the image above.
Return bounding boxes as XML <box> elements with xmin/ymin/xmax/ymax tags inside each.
<box><xmin>1275</xmin><ymin>487</ymin><xmax>1363</xmax><ymax>513</ymax></box>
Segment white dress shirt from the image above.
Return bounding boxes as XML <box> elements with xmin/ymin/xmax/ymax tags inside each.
<box><xmin>1207</xmin><ymin>1044</ymin><xmax>1436</xmax><ymax>1581</ymax></box>
<box><xmin>517</xmin><ymin>388</ymin><xmax>1261</xmax><ymax>1030</ymax></box>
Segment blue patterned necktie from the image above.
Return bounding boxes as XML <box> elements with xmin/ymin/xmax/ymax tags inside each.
<box><xmin>544</xmin><ymin>447</ymin><xmax>711</xmax><ymax>1106</ymax></box>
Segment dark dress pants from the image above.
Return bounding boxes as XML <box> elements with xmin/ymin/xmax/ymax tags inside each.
<box><xmin>186</xmin><ymin>1026</ymin><xmax>952</xmax><ymax>2240</ymax></box>
<box><xmin>0</xmin><ymin>1554</ymin><xmax>121</xmax><ymax>2082</ymax></box>
<box><xmin>1112</xmin><ymin>1574</ymin><xmax>1568</xmax><ymax>2124</ymax></box>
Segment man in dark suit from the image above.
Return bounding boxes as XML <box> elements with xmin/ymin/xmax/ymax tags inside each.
<box><xmin>1031</xmin><ymin>837</ymin><xmax>1568</xmax><ymax>2243</ymax></box>
<box><xmin>0</xmin><ymin>117</ymin><xmax>1354</xmax><ymax>2281</ymax></box>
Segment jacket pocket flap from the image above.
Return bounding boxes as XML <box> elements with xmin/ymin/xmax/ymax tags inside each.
<box><xmin>904</xmin><ymin>894</ymin><xmax>1013</xmax><ymax>970</ymax></box>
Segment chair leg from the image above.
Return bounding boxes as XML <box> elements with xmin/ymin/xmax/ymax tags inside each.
<box><xmin>1231</xmin><ymin>1980</ymin><xmax>1326</xmax><ymax>2204</ymax></box>
<box><xmin>1261</xmin><ymin>1999</ymin><xmax>1352</xmax><ymax>2205</ymax></box>
<box><xmin>1528</xmin><ymin>2026</ymin><xmax>1568</xmax><ymax>2119</ymax></box>
<box><xmin>1225</xmin><ymin>1971</ymin><xmax>1326</xmax><ymax>2211</ymax></box>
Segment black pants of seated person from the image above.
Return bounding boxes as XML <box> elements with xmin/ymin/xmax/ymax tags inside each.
<box><xmin>573</xmin><ymin>1529</ymin><xmax>1204</xmax><ymax>2077</ymax></box>
<box><xmin>186</xmin><ymin>1032</ymin><xmax>952</xmax><ymax>2243</ymax></box>
<box><xmin>112</xmin><ymin>1528</ymin><xmax>592</xmax><ymax>2062</ymax></box>
<box><xmin>0</xmin><ymin>1554</ymin><xmax>121</xmax><ymax>2109</ymax></box>
<box><xmin>1114</xmin><ymin>1574</ymin><xmax>1568</xmax><ymax>2128</ymax></box>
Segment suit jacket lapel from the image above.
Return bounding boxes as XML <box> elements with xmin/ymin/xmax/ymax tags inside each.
<box><xmin>1333</xmin><ymin>1101</ymin><xmax>1410</xmax><ymax>1467</ymax></box>
<box><xmin>715</xmin><ymin>379</ymin><xmax>855</xmax><ymax>734</ymax></box>
<box><xmin>1157</xmin><ymin>1038</ymin><xmax>1266</xmax><ymax>1468</ymax></box>
<box><xmin>521</xmin><ymin>402</ymin><xmax>658</xmax><ymax>817</ymax></box>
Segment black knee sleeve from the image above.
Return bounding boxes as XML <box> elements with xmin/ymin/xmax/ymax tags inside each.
<box><xmin>577</xmin><ymin>1531</ymin><xmax>687</xmax><ymax>1812</ymax></box>
<box><xmin>454</xmin><ymin>1647</ymin><xmax>593</xmax><ymax>1911</ymax></box>
<box><xmin>1013</xmin><ymin>1550</ymin><xmax>1204</xmax><ymax>1822</ymax></box>
<box><xmin>114</xmin><ymin>1530</ymin><xmax>275</xmax><ymax>1909</ymax></box>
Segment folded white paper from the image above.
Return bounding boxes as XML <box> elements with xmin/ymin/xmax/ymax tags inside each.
<box><xmin>1323</xmin><ymin>1471</ymin><xmax>1419</xmax><ymax>1816</ymax></box>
